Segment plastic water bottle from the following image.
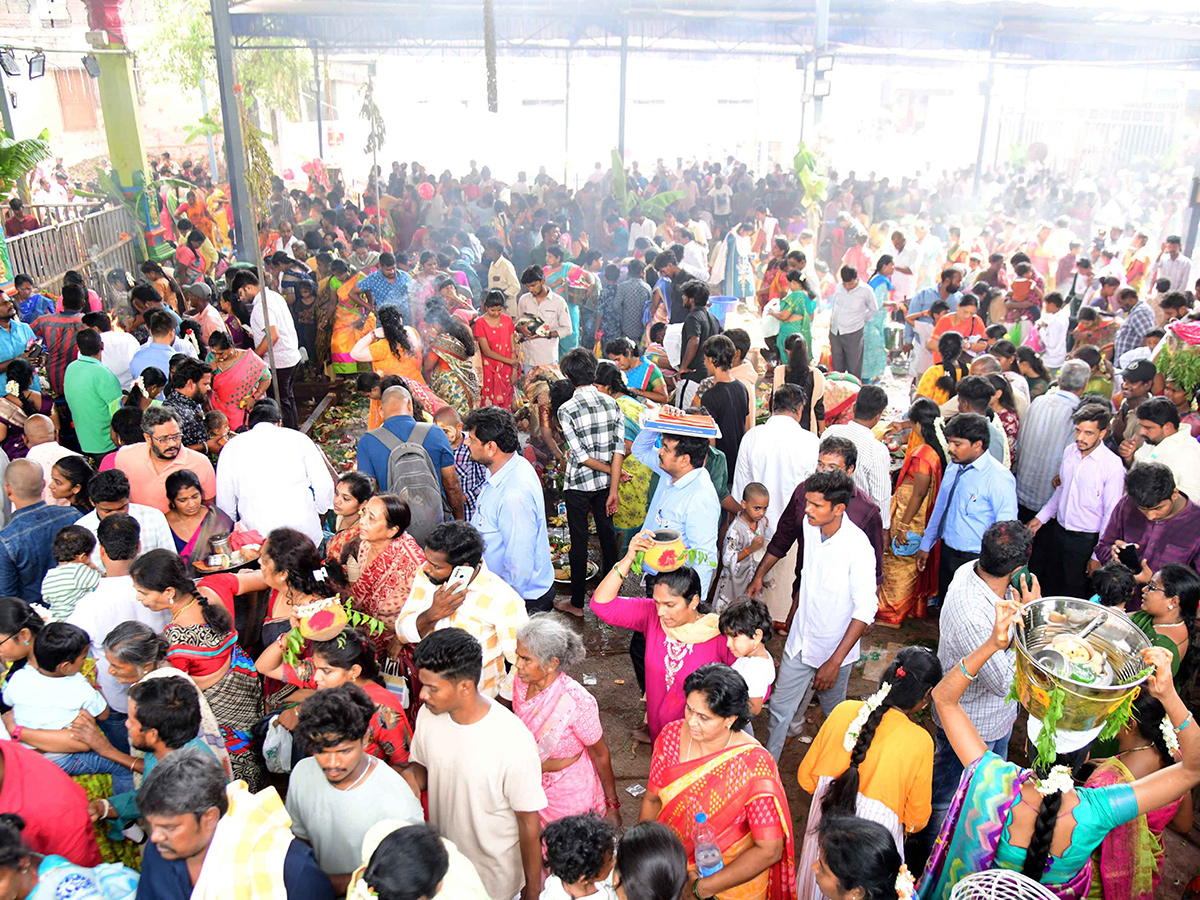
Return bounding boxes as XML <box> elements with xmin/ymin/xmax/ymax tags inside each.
<box><xmin>693</xmin><ymin>812</ymin><xmax>724</xmax><ymax>877</ymax></box>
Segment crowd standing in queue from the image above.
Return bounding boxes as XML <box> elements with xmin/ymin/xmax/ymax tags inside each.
<box><xmin>0</xmin><ymin>151</ymin><xmax>1200</xmax><ymax>900</ymax></box>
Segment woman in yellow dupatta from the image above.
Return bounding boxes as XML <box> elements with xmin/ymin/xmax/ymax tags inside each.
<box><xmin>878</xmin><ymin>398</ymin><xmax>946</xmax><ymax>627</ymax></box>
<box><xmin>641</xmin><ymin>664</ymin><xmax>796</xmax><ymax>900</ymax></box>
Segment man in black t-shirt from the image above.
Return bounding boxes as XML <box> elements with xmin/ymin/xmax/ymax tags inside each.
<box><xmin>699</xmin><ymin>334</ymin><xmax>750</xmax><ymax>472</ymax></box>
<box><xmin>676</xmin><ymin>280</ymin><xmax>722</xmax><ymax>407</ymax></box>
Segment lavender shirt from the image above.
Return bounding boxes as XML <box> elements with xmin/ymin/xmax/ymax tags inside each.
<box><xmin>1035</xmin><ymin>441</ymin><xmax>1125</xmax><ymax>535</ymax></box>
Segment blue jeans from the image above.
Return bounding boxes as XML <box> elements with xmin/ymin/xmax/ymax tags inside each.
<box><xmin>98</xmin><ymin>711</ymin><xmax>130</xmax><ymax>755</ymax></box>
<box><xmin>50</xmin><ymin>750</ymin><xmax>135</xmax><ymax>794</ymax></box>
<box><xmin>764</xmin><ymin>653</ymin><xmax>854</xmax><ymax>761</ymax></box>
<box><xmin>929</xmin><ymin>724</ymin><xmax>1012</xmax><ymax>826</ymax></box>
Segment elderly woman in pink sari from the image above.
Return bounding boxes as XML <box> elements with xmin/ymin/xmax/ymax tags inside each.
<box><xmin>591</xmin><ymin>534</ymin><xmax>735</xmax><ymax>742</ymax></box>
<box><xmin>513</xmin><ymin>615</ymin><xmax>622</xmax><ymax>828</ymax></box>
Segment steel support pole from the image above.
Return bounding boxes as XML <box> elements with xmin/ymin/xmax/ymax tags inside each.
<box><xmin>564</xmin><ymin>46</ymin><xmax>571</xmax><ymax>184</ymax></box>
<box><xmin>198</xmin><ymin>78</ymin><xmax>220</xmax><ymax>183</ymax></box>
<box><xmin>312</xmin><ymin>44</ymin><xmax>324</xmax><ymax>158</ymax></box>
<box><xmin>210</xmin><ymin>0</ymin><xmax>256</xmax><ymax>261</ymax></box>
<box><xmin>618</xmin><ymin>26</ymin><xmax>628</xmax><ymax>160</ymax></box>
<box><xmin>0</xmin><ymin>71</ymin><xmax>14</xmax><ymax>139</ymax></box>
<box><xmin>813</xmin><ymin>0</ymin><xmax>828</xmax><ymax>125</ymax></box>
<box><xmin>973</xmin><ymin>31</ymin><xmax>998</xmax><ymax>198</ymax></box>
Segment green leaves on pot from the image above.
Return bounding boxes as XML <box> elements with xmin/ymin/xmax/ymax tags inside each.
<box><xmin>1035</xmin><ymin>686</ymin><xmax>1067</xmax><ymax>771</ymax></box>
<box><xmin>1097</xmin><ymin>690</ymin><xmax>1138</xmax><ymax>745</ymax></box>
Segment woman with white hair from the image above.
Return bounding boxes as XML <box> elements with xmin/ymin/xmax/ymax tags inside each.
<box><xmin>512</xmin><ymin>614</ymin><xmax>622</xmax><ymax>827</ymax></box>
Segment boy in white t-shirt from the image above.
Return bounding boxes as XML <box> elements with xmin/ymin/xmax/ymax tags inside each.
<box><xmin>1</xmin><ymin>622</ymin><xmax>134</xmax><ymax>792</ymax></box>
<box><xmin>718</xmin><ymin>599</ymin><xmax>777</xmax><ymax>737</ymax></box>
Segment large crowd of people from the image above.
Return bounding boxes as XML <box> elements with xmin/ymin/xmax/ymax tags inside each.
<box><xmin>0</xmin><ymin>148</ymin><xmax>1199</xmax><ymax>900</ymax></box>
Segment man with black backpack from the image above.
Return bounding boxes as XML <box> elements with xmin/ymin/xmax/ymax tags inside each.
<box><xmin>356</xmin><ymin>386</ymin><xmax>464</xmax><ymax>546</ymax></box>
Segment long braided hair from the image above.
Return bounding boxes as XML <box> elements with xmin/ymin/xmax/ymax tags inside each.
<box><xmin>907</xmin><ymin>397</ymin><xmax>947</xmax><ymax>470</ymax></box>
<box><xmin>820</xmin><ymin>647</ymin><xmax>942</xmax><ymax>819</ymax></box>
<box><xmin>933</xmin><ymin>332</ymin><xmax>969</xmax><ymax>398</ymax></box>
<box><xmin>1022</xmin><ymin>746</ymin><xmax>1090</xmax><ymax>880</ymax></box>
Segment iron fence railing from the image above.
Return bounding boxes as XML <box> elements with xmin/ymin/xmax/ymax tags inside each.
<box><xmin>6</xmin><ymin>207</ymin><xmax>141</xmax><ymax>296</ymax></box>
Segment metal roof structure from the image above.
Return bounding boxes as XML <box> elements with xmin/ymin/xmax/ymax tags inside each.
<box><xmin>226</xmin><ymin>0</ymin><xmax>1200</xmax><ymax>66</ymax></box>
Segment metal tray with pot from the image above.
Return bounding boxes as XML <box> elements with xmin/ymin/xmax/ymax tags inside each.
<box><xmin>1013</xmin><ymin>597</ymin><xmax>1152</xmax><ymax>733</ymax></box>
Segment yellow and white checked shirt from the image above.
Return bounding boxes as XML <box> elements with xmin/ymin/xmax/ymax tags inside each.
<box><xmin>396</xmin><ymin>561</ymin><xmax>528</xmax><ymax>699</ymax></box>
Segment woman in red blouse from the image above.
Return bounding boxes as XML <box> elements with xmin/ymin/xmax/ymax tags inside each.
<box><xmin>255</xmin><ymin>626</ymin><xmax>412</xmax><ymax>768</ymax></box>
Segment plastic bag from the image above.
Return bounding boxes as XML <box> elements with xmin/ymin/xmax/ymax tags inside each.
<box><xmin>262</xmin><ymin>715</ymin><xmax>293</xmax><ymax>773</ymax></box>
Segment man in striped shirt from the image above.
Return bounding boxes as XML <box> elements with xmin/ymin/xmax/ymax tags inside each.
<box><xmin>396</xmin><ymin>521</ymin><xmax>527</xmax><ymax>701</ymax></box>
<box><xmin>32</xmin><ymin>283</ymin><xmax>87</xmax><ymax>395</ymax></box>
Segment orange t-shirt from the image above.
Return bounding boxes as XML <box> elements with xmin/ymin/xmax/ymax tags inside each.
<box><xmin>931</xmin><ymin>313</ymin><xmax>986</xmax><ymax>363</ymax></box>
<box><xmin>797</xmin><ymin>699</ymin><xmax>934</xmax><ymax>832</ymax></box>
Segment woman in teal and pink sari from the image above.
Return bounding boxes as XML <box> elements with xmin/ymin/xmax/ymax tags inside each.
<box><xmin>921</xmin><ymin>597</ymin><xmax>1200</xmax><ymax>900</ymax></box>
<box><xmin>1083</xmin><ymin>691</ymin><xmax>1192</xmax><ymax>900</ymax></box>
<box><xmin>512</xmin><ymin>616</ymin><xmax>622</xmax><ymax>828</ymax></box>
<box><xmin>543</xmin><ymin>246</ymin><xmax>579</xmax><ymax>355</ymax></box>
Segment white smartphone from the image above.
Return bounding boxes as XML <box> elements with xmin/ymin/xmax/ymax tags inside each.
<box><xmin>445</xmin><ymin>565</ymin><xmax>474</xmax><ymax>592</ymax></box>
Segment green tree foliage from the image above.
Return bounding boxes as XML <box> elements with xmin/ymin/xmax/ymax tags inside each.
<box><xmin>146</xmin><ymin>0</ymin><xmax>305</xmax><ymax>119</ymax></box>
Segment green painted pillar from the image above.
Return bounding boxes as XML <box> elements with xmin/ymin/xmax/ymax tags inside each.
<box><xmin>94</xmin><ymin>50</ymin><xmax>149</xmax><ymax>190</ymax></box>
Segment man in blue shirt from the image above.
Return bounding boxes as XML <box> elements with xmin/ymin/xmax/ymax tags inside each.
<box><xmin>356</xmin><ymin>385</ymin><xmax>464</xmax><ymax>519</ymax></box>
<box><xmin>918</xmin><ymin>412</ymin><xmax>1018</xmax><ymax>601</ymax></box>
<box><xmin>630</xmin><ymin>427</ymin><xmax>720</xmax><ymax>595</ymax></box>
<box><xmin>904</xmin><ymin>266</ymin><xmax>963</xmax><ymax>347</ymax></box>
<box><xmin>0</xmin><ymin>459</ymin><xmax>81</xmax><ymax>604</ymax></box>
<box><xmin>129</xmin><ymin>310</ymin><xmax>181</xmax><ymax>383</ymax></box>
<box><xmin>349</xmin><ymin>252</ymin><xmax>412</xmax><ymax>322</ymax></box>
<box><xmin>463</xmin><ymin>406</ymin><xmax>555</xmax><ymax>612</ymax></box>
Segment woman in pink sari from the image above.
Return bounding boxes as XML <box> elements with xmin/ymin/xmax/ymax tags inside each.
<box><xmin>1084</xmin><ymin>691</ymin><xmax>1193</xmax><ymax>900</ymax></box>
<box><xmin>347</xmin><ymin>493</ymin><xmax>425</xmax><ymax>659</ymax></box>
<box><xmin>591</xmin><ymin>533</ymin><xmax>735</xmax><ymax>741</ymax></box>
<box><xmin>208</xmin><ymin>331</ymin><xmax>271</xmax><ymax>431</ymax></box>
<box><xmin>513</xmin><ymin>615</ymin><xmax>622</xmax><ymax>828</ymax></box>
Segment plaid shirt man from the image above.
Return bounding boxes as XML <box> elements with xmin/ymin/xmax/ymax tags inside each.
<box><xmin>933</xmin><ymin>561</ymin><xmax>1018</xmax><ymax>741</ymax></box>
<box><xmin>452</xmin><ymin>438</ymin><xmax>488</xmax><ymax>521</ymax></box>
<box><xmin>1113</xmin><ymin>299</ymin><xmax>1155</xmax><ymax>363</ymax></box>
<box><xmin>557</xmin><ymin>385</ymin><xmax>624</xmax><ymax>493</ymax></box>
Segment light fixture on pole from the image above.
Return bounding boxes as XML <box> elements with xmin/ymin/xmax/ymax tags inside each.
<box><xmin>27</xmin><ymin>52</ymin><xmax>46</xmax><ymax>79</ymax></box>
<box><xmin>815</xmin><ymin>53</ymin><xmax>835</xmax><ymax>73</ymax></box>
<box><xmin>813</xmin><ymin>78</ymin><xmax>832</xmax><ymax>99</ymax></box>
<box><xmin>0</xmin><ymin>50</ymin><xmax>19</xmax><ymax>78</ymax></box>
<box><xmin>82</xmin><ymin>55</ymin><xmax>100</xmax><ymax>78</ymax></box>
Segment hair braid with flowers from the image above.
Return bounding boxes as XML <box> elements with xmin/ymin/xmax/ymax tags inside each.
<box><xmin>821</xmin><ymin>647</ymin><xmax>942</xmax><ymax>820</ymax></box>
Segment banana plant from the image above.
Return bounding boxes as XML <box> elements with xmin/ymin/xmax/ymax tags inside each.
<box><xmin>73</xmin><ymin>168</ymin><xmax>195</xmax><ymax>257</ymax></box>
<box><xmin>184</xmin><ymin>113</ymin><xmax>222</xmax><ymax>145</ymax></box>
<box><xmin>0</xmin><ymin>129</ymin><xmax>52</xmax><ymax>200</ymax></box>
<box><xmin>793</xmin><ymin>141</ymin><xmax>828</xmax><ymax>228</ymax></box>
<box><xmin>610</xmin><ymin>148</ymin><xmax>685</xmax><ymax>220</ymax></box>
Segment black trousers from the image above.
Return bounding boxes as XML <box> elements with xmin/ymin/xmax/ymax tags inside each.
<box><xmin>630</xmin><ymin>630</ymin><xmax>647</xmax><ymax>695</ymax></box>
<box><xmin>526</xmin><ymin>583</ymin><xmax>556</xmax><ymax>615</ymax></box>
<box><xmin>564</xmin><ymin>487</ymin><xmax>619</xmax><ymax>607</ymax></box>
<box><xmin>275</xmin><ymin>363</ymin><xmax>299</xmax><ymax>429</ymax></box>
<box><xmin>1034</xmin><ymin>520</ymin><xmax>1099</xmax><ymax>599</ymax></box>
<box><xmin>938</xmin><ymin>544</ymin><xmax>980</xmax><ymax>602</ymax></box>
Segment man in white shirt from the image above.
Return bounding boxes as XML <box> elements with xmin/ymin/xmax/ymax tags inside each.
<box><xmin>627</xmin><ymin>210</ymin><xmax>657</xmax><ymax>245</ymax></box>
<box><xmin>274</xmin><ymin>221</ymin><xmax>303</xmax><ymax>258</ymax></box>
<box><xmin>232</xmin><ymin>269</ymin><xmax>301</xmax><ymax>429</ymax></box>
<box><xmin>405</xmin><ymin>629</ymin><xmax>546</xmax><ymax>900</ymax></box>
<box><xmin>67</xmin><ymin>514</ymin><xmax>170</xmax><ymax>730</ymax></box>
<box><xmin>828</xmin><ymin>267</ymin><xmax>880</xmax><ymax>380</ymax></box>
<box><xmin>1130</xmin><ymin>397</ymin><xmax>1200</xmax><ymax>504</ymax></box>
<box><xmin>822</xmin><ymin>385</ymin><xmax>894</xmax><ymax>529</ymax></box>
<box><xmin>764</xmin><ymin>469</ymin><xmax>877</xmax><ymax>761</ymax></box>
<box><xmin>516</xmin><ymin>266</ymin><xmax>572</xmax><ymax>370</ymax></box>
<box><xmin>732</xmin><ymin>384</ymin><xmax>820</xmax><ymax>622</ymax></box>
<box><xmin>76</xmin><ymin>469</ymin><xmax>175</xmax><ymax>573</ymax></box>
<box><xmin>1151</xmin><ymin>234</ymin><xmax>1192</xmax><ymax>293</ymax></box>
<box><xmin>890</xmin><ymin>230</ymin><xmax>920</xmax><ymax>303</ymax></box>
<box><xmin>82</xmin><ymin>312</ymin><xmax>140</xmax><ymax>391</ymax></box>
<box><xmin>484</xmin><ymin>239</ymin><xmax>521</xmax><ymax>314</ymax></box>
<box><xmin>215</xmin><ymin>398</ymin><xmax>335</xmax><ymax>547</ymax></box>
<box><xmin>1036</xmin><ymin>293</ymin><xmax>1071</xmax><ymax>370</ymax></box>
